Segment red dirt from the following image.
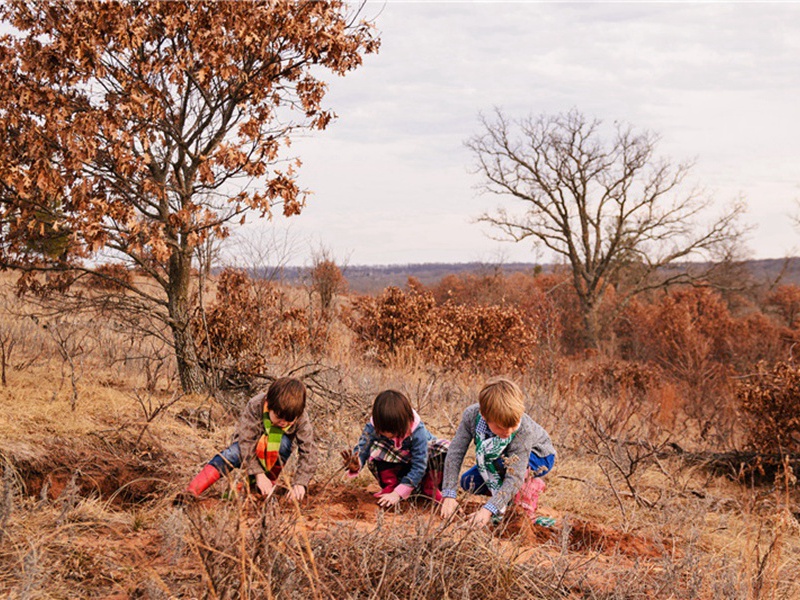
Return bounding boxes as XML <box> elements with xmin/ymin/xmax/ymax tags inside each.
<box><xmin>16</xmin><ymin>449</ymin><xmax>170</xmax><ymax>506</ymax></box>
<box><xmin>566</xmin><ymin>518</ymin><xmax>665</xmax><ymax>558</ymax></box>
<box><xmin>15</xmin><ymin>444</ymin><xmax>667</xmax><ymax>565</ymax></box>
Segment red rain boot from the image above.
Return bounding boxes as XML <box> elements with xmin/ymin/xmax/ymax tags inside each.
<box><xmin>373</xmin><ymin>465</ymin><xmax>400</xmax><ymax>497</ymax></box>
<box><xmin>420</xmin><ymin>470</ymin><xmax>443</xmax><ymax>503</ymax></box>
<box><xmin>186</xmin><ymin>464</ymin><xmax>221</xmax><ymax>497</ymax></box>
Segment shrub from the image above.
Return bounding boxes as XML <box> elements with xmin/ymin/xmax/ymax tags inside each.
<box><xmin>347</xmin><ymin>286</ymin><xmax>541</xmax><ymax>372</ymax></box>
<box><xmin>765</xmin><ymin>284</ymin><xmax>800</xmax><ymax>329</ymax></box>
<box><xmin>622</xmin><ymin>287</ymin><xmax>734</xmax><ymax>388</ymax></box>
<box><xmin>738</xmin><ymin>361</ymin><xmax>800</xmax><ymax>457</ymax></box>
<box><xmin>193</xmin><ymin>268</ymin><xmax>322</xmax><ymax>386</ymax></box>
<box><xmin>309</xmin><ymin>257</ymin><xmax>347</xmax><ymax>314</ymax></box>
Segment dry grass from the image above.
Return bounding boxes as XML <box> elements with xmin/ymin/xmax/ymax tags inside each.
<box><xmin>0</xmin><ymin>276</ymin><xmax>799</xmax><ymax>599</ymax></box>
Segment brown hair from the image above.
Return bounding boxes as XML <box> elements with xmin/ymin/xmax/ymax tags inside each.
<box><xmin>266</xmin><ymin>377</ymin><xmax>306</xmax><ymax>421</ymax></box>
<box><xmin>372</xmin><ymin>390</ymin><xmax>414</xmax><ymax>438</ymax></box>
<box><xmin>478</xmin><ymin>378</ymin><xmax>525</xmax><ymax>429</ymax></box>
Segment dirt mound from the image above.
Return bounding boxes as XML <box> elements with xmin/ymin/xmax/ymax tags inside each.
<box><xmin>566</xmin><ymin>518</ymin><xmax>665</xmax><ymax>558</ymax></box>
<box><xmin>7</xmin><ymin>440</ymin><xmax>173</xmax><ymax>506</ymax></box>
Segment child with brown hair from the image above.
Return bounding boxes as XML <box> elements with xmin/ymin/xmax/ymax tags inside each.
<box><xmin>440</xmin><ymin>378</ymin><xmax>555</xmax><ymax>527</ymax></box>
<box><xmin>342</xmin><ymin>390</ymin><xmax>449</xmax><ymax>507</ymax></box>
<box><xmin>182</xmin><ymin>377</ymin><xmax>317</xmax><ymax>501</ymax></box>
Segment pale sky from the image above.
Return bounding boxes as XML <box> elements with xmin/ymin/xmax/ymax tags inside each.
<box><xmin>242</xmin><ymin>2</ymin><xmax>800</xmax><ymax>266</ymax></box>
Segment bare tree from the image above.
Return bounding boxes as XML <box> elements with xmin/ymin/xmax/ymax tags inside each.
<box><xmin>468</xmin><ymin>108</ymin><xmax>746</xmax><ymax>347</ymax></box>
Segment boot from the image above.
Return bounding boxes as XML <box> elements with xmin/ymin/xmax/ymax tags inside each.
<box><xmin>186</xmin><ymin>464</ymin><xmax>221</xmax><ymax>497</ymax></box>
<box><xmin>373</xmin><ymin>465</ymin><xmax>400</xmax><ymax>497</ymax></box>
<box><xmin>420</xmin><ymin>470</ymin><xmax>443</xmax><ymax>503</ymax></box>
<box><xmin>514</xmin><ymin>476</ymin><xmax>546</xmax><ymax>521</ymax></box>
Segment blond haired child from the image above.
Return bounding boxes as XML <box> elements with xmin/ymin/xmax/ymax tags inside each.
<box><xmin>182</xmin><ymin>377</ymin><xmax>317</xmax><ymax>502</ymax></box>
<box><xmin>342</xmin><ymin>390</ymin><xmax>449</xmax><ymax>507</ymax></box>
<box><xmin>440</xmin><ymin>378</ymin><xmax>555</xmax><ymax>527</ymax></box>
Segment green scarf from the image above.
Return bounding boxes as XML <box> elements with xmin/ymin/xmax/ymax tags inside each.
<box><xmin>474</xmin><ymin>413</ymin><xmax>516</xmax><ymax>495</ymax></box>
<box><xmin>255</xmin><ymin>403</ymin><xmax>285</xmax><ymax>478</ymax></box>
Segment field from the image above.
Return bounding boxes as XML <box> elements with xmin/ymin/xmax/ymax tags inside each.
<box><xmin>1</xmin><ymin>269</ymin><xmax>799</xmax><ymax>600</ymax></box>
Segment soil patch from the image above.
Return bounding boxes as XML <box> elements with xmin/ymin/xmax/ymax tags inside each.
<box><xmin>566</xmin><ymin>518</ymin><xmax>665</xmax><ymax>558</ymax></box>
<box><xmin>8</xmin><ymin>442</ymin><xmax>172</xmax><ymax>507</ymax></box>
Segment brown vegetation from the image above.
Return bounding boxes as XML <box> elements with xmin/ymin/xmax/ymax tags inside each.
<box><xmin>1</xmin><ymin>264</ymin><xmax>799</xmax><ymax>598</ymax></box>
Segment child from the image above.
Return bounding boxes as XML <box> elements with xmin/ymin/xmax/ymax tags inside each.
<box><xmin>440</xmin><ymin>378</ymin><xmax>555</xmax><ymax>527</ymax></box>
<box><xmin>342</xmin><ymin>390</ymin><xmax>449</xmax><ymax>507</ymax></box>
<box><xmin>182</xmin><ymin>377</ymin><xmax>317</xmax><ymax>502</ymax></box>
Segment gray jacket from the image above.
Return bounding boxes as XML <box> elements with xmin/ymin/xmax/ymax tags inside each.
<box><xmin>442</xmin><ymin>403</ymin><xmax>555</xmax><ymax>513</ymax></box>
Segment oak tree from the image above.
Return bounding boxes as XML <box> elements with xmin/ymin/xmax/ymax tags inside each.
<box><xmin>0</xmin><ymin>1</ymin><xmax>378</xmax><ymax>391</ymax></box>
<box><xmin>468</xmin><ymin>108</ymin><xmax>745</xmax><ymax>348</ymax></box>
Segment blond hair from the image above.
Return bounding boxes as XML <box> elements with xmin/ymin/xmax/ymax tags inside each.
<box><xmin>478</xmin><ymin>378</ymin><xmax>525</xmax><ymax>428</ymax></box>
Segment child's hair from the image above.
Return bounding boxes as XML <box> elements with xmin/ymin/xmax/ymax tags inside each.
<box><xmin>266</xmin><ymin>377</ymin><xmax>306</xmax><ymax>421</ymax></box>
<box><xmin>478</xmin><ymin>378</ymin><xmax>525</xmax><ymax>429</ymax></box>
<box><xmin>372</xmin><ymin>390</ymin><xmax>414</xmax><ymax>438</ymax></box>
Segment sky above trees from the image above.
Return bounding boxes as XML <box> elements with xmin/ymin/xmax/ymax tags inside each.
<box><xmin>249</xmin><ymin>2</ymin><xmax>800</xmax><ymax>267</ymax></box>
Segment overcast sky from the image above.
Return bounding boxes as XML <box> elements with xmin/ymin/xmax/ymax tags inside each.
<box><xmin>244</xmin><ymin>1</ymin><xmax>800</xmax><ymax>267</ymax></box>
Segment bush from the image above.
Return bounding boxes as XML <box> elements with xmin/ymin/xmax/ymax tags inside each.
<box><xmin>738</xmin><ymin>361</ymin><xmax>800</xmax><ymax>457</ymax></box>
<box><xmin>193</xmin><ymin>268</ymin><xmax>321</xmax><ymax>386</ymax></box>
<box><xmin>347</xmin><ymin>286</ymin><xmax>541</xmax><ymax>372</ymax></box>
<box><xmin>621</xmin><ymin>287</ymin><xmax>734</xmax><ymax>389</ymax></box>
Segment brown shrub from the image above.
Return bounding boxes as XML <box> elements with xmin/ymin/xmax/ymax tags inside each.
<box><xmin>765</xmin><ymin>284</ymin><xmax>800</xmax><ymax>329</ymax></box>
<box><xmin>622</xmin><ymin>287</ymin><xmax>734</xmax><ymax>388</ymax></box>
<box><xmin>346</xmin><ymin>286</ymin><xmax>542</xmax><ymax>372</ymax></box>
<box><xmin>347</xmin><ymin>286</ymin><xmax>437</xmax><ymax>360</ymax></box>
<box><xmin>431</xmin><ymin>270</ymin><xmax>571</xmax><ymax>355</ymax></box>
<box><xmin>309</xmin><ymin>258</ymin><xmax>347</xmax><ymax>314</ymax></box>
<box><xmin>738</xmin><ymin>361</ymin><xmax>800</xmax><ymax>457</ymax></box>
<box><xmin>193</xmin><ymin>268</ymin><xmax>323</xmax><ymax>386</ymax></box>
<box><xmin>436</xmin><ymin>301</ymin><xmax>539</xmax><ymax>372</ymax></box>
<box><xmin>728</xmin><ymin>311</ymin><xmax>786</xmax><ymax>371</ymax></box>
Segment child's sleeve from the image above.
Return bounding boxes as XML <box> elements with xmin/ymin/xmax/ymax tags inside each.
<box><xmin>235</xmin><ymin>393</ymin><xmax>269</xmax><ymax>477</ymax></box>
<box><xmin>351</xmin><ymin>422</ymin><xmax>375</xmax><ymax>472</ymax></box>
<box><xmin>291</xmin><ymin>414</ymin><xmax>318</xmax><ymax>488</ymax></box>
<box><xmin>441</xmin><ymin>405</ymin><xmax>477</xmax><ymax>498</ymax></box>
<box><xmin>395</xmin><ymin>424</ymin><xmax>431</xmax><ymax>496</ymax></box>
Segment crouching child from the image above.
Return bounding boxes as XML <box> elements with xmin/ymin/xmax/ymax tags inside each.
<box><xmin>182</xmin><ymin>377</ymin><xmax>317</xmax><ymax>502</ymax></box>
<box><xmin>440</xmin><ymin>378</ymin><xmax>555</xmax><ymax>527</ymax></box>
<box><xmin>342</xmin><ymin>390</ymin><xmax>449</xmax><ymax>507</ymax></box>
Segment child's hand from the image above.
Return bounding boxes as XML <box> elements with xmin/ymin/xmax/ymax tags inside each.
<box><xmin>340</xmin><ymin>449</ymin><xmax>360</xmax><ymax>473</ymax></box>
<box><xmin>467</xmin><ymin>507</ymin><xmax>493</xmax><ymax>528</ymax></box>
<box><xmin>286</xmin><ymin>484</ymin><xmax>306</xmax><ymax>502</ymax></box>
<box><xmin>376</xmin><ymin>490</ymin><xmax>401</xmax><ymax>508</ymax></box>
<box><xmin>255</xmin><ymin>473</ymin><xmax>275</xmax><ymax>498</ymax></box>
<box><xmin>440</xmin><ymin>497</ymin><xmax>458</xmax><ymax>519</ymax></box>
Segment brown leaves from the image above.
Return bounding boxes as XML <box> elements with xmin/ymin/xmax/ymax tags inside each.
<box><xmin>192</xmin><ymin>268</ymin><xmax>326</xmax><ymax>385</ymax></box>
<box><xmin>347</xmin><ymin>285</ymin><xmax>542</xmax><ymax>373</ymax></box>
<box><xmin>0</xmin><ymin>0</ymin><xmax>379</xmax><ymax>275</ymax></box>
<box><xmin>738</xmin><ymin>362</ymin><xmax>800</xmax><ymax>458</ymax></box>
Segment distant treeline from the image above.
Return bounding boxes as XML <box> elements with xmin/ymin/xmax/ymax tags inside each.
<box><xmin>235</xmin><ymin>257</ymin><xmax>800</xmax><ymax>295</ymax></box>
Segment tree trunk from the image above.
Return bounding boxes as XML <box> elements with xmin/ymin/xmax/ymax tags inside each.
<box><xmin>167</xmin><ymin>247</ymin><xmax>205</xmax><ymax>393</ymax></box>
<box><xmin>580</xmin><ymin>297</ymin><xmax>601</xmax><ymax>350</ymax></box>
